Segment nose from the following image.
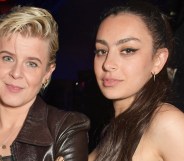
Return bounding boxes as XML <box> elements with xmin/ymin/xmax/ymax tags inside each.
<box><xmin>103</xmin><ymin>53</ymin><xmax>118</xmax><ymax>72</ymax></box>
<box><xmin>9</xmin><ymin>63</ymin><xmax>23</xmax><ymax>79</ymax></box>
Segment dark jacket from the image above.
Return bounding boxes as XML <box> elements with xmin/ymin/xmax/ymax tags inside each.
<box><xmin>11</xmin><ymin>96</ymin><xmax>90</xmax><ymax>161</ymax></box>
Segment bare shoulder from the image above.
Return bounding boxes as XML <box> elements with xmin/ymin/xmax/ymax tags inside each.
<box><xmin>150</xmin><ymin>103</ymin><xmax>184</xmax><ymax>136</ymax></box>
<box><xmin>148</xmin><ymin>103</ymin><xmax>184</xmax><ymax>160</ymax></box>
<box><xmin>153</xmin><ymin>103</ymin><xmax>184</xmax><ymax>129</ymax></box>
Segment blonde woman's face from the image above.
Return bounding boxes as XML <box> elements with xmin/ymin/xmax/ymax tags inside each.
<box><xmin>94</xmin><ymin>13</ymin><xmax>156</xmax><ymax>108</ymax></box>
<box><xmin>0</xmin><ymin>33</ymin><xmax>55</xmax><ymax>108</ymax></box>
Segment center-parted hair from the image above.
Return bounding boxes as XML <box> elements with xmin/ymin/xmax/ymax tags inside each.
<box><xmin>0</xmin><ymin>6</ymin><xmax>59</xmax><ymax>65</ymax></box>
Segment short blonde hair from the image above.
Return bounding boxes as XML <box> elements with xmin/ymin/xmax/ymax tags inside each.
<box><xmin>0</xmin><ymin>6</ymin><xmax>59</xmax><ymax>65</ymax></box>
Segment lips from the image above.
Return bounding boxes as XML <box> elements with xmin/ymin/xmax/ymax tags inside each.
<box><xmin>6</xmin><ymin>83</ymin><xmax>23</xmax><ymax>93</ymax></box>
<box><xmin>102</xmin><ymin>78</ymin><xmax>121</xmax><ymax>87</ymax></box>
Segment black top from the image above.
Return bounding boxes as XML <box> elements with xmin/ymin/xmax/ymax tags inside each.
<box><xmin>0</xmin><ymin>155</ymin><xmax>14</xmax><ymax>161</ymax></box>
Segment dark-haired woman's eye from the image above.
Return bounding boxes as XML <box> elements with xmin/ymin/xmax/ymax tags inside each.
<box><xmin>121</xmin><ymin>48</ymin><xmax>138</xmax><ymax>55</ymax></box>
<box><xmin>94</xmin><ymin>49</ymin><xmax>108</xmax><ymax>56</ymax></box>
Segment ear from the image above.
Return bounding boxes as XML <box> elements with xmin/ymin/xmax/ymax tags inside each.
<box><xmin>42</xmin><ymin>64</ymin><xmax>56</xmax><ymax>83</ymax></box>
<box><xmin>151</xmin><ymin>48</ymin><xmax>168</xmax><ymax>75</ymax></box>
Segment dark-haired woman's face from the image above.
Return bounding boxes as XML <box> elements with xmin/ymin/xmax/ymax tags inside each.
<box><xmin>94</xmin><ymin>13</ymin><xmax>160</xmax><ymax>108</ymax></box>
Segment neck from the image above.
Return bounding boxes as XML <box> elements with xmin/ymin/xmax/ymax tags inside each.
<box><xmin>0</xmin><ymin>104</ymin><xmax>30</xmax><ymax>129</ymax></box>
<box><xmin>113</xmin><ymin>97</ymin><xmax>134</xmax><ymax>117</ymax></box>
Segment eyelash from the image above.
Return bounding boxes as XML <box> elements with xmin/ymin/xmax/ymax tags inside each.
<box><xmin>26</xmin><ymin>61</ymin><xmax>38</xmax><ymax>68</ymax></box>
<box><xmin>2</xmin><ymin>56</ymin><xmax>14</xmax><ymax>62</ymax></box>
<box><xmin>121</xmin><ymin>48</ymin><xmax>138</xmax><ymax>55</ymax></box>
<box><xmin>94</xmin><ymin>49</ymin><xmax>108</xmax><ymax>56</ymax></box>
<box><xmin>94</xmin><ymin>48</ymin><xmax>138</xmax><ymax>56</ymax></box>
<box><xmin>1</xmin><ymin>56</ymin><xmax>38</xmax><ymax>68</ymax></box>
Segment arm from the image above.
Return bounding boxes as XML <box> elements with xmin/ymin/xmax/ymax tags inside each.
<box><xmin>55</xmin><ymin>112</ymin><xmax>90</xmax><ymax>161</ymax></box>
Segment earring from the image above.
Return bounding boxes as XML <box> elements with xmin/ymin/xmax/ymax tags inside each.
<box><xmin>152</xmin><ymin>72</ymin><xmax>156</xmax><ymax>82</ymax></box>
<box><xmin>42</xmin><ymin>79</ymin><xmax>48</xmax><ymax>90</ymax></box>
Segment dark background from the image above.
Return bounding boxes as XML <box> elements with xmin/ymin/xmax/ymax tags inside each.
<box><xmin>1</xmin><ymin>0</ymin><xmax>184</xmax><ymax>152</ymax></box>
<box><xmin>1</xmin><ymin>0</ymin><xmax>183</xmax><ymax>80</ymax></box>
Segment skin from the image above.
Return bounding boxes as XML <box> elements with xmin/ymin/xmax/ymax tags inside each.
<box><xmin>89</xmin><ymin>13</ymin><xmax>184</xmax><ymax>161</ymax></box>
<box><xmin>94</xmin><ymin>13</ymin><xmax>168</xmax><ymax>115</ymax></box>
<box><xmin>0</xmin><ymin>33</ymin><xmax>55</xmax><ymax>156</ymax></box>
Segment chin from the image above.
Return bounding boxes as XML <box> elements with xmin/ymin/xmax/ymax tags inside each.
<box><xmin>101</xmin><ymin>92</ymin><xmax>120</xmax><ymax>100</ymax></box>
<box><xmin>1</xmin><ymin>96</ymin><xmax>23</xmax><ymax>107</ymax></box>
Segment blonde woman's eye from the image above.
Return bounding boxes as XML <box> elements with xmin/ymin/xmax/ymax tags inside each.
<box><xmin>27</xmin><ymin>61</ymin><xmax>38</xmax><ymax>68</ymax></box>
<box><xmin>3</xmin><ymin>56</ymin><xmax>13</xmax><ymax>62</ymax></box>
<box><xmin>94</xmin><ymin>49</ymin><xmax>108</xmax><ymax>56</ymax></box>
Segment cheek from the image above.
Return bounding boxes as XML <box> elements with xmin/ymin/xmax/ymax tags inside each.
<box><xmin>138</xmin><ymin>55</ymin><xmax>153</xmax><ymax>70</ymax></box>
<box><xmin>135</xmin><ymin>68</ymin><xmax>151</xmax><ymax>81</ymax></box>
<box><xmin>25</xmin><ymin>72</ymin><xmax>44</xmax><ymax>87</ymax></box>
<box><xmin>94</xmin><ymin>59</ymin><xmax>101</xmax><ymax>77</ymax></box>
<box><xmin>125</xmin><ymin>59</ymin><xmax>153</xmax><ymax>80</ymax></box>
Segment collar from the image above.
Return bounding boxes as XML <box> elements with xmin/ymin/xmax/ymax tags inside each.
<box><xmin>15</xmin><ymin>96</ymin><xmax>53</xmax><ymax>146</ymax></box>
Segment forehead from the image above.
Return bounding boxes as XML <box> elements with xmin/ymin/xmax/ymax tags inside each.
<box><xmin>0</xmin><ymin>33</ymin><xmax>49</xmax><ymax>50</ymax></box>
<box><xmin>0</xmin><ymin>33</ymin><xmax>50</xmax><ymax>61</ymax></box>
<box><xmin>97</xmin><ymin>13</ymin><xmax>152</xmax><ymax>41</ymax></box>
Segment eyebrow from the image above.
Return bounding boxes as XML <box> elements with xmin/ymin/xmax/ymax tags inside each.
<box><xmin>0</xmin><ymin>50</ymin><xmax>42</xmax><ymax>64</ymax></box>
<box><xmin>96</xmin><ymin>39</ymin><xmax>108</xmax><ymax>46</ymax></box>
<box><xmin>0</xmin><ymin>50</ymin><xmax>13</xmax><ymax>55</ymax></box>
<box><xmin>27</xmin><ymin>57</ymin><xmax>42</xmax><ymax>64</ymax></box>
<box><xmin>96</xmin><ymin>37</ymin><xmax>141</xmax><ymax>46</ymax></box>
<box><xmin>116</xmin><ymin>37</ymin><xmax>141</xmax><ymax>45</ymax></box>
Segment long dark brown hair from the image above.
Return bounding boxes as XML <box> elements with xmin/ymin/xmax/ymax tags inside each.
<box><xmin>94</xmin><ymin>1</ymin><xmax>173</xmax><ymax>161</ymax></box>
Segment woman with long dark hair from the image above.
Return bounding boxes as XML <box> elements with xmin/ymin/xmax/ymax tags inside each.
<box><xmin>89</xmin><ymin>1</ymin><xmax>184</xmax><ymax>161</ymax></box>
